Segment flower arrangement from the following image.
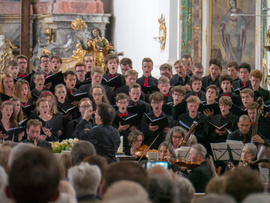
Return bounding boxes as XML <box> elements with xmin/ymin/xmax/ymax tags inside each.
<box><xmin>52</xmin><ymin>138</ymin><xmax>79</xmax><ymax>153</ymax></box>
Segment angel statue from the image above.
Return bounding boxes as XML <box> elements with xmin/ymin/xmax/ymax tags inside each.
<box><xmin>83</xmin><ymin>28</ymin><xmax>115</xmax><ymax>71</ymax></box>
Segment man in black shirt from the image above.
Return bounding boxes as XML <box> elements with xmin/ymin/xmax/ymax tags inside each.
<box><xmin>202</xmin><ymin>58</ymin><xmax>222</xmax><ymax>90</ymax></box>
<box><xmin>141</xmin><ymin>92</ymin><xmax>173</xmax><ymax>149</ymax></box>
<box><xmin>74</xmin><ymin>103</ymin><xmax>120</xmax><ymax>163</ymax></box>
<box><xmin>21</xmin><ymin>119</ymin><xmax>52</xmax><ymax>150</ymax></box>
<box><xmin>228</xmin><ymin>115</ymin><xmax>269</xmax><ymax>146</ymax></box>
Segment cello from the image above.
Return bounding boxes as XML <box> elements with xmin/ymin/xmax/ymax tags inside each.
<box><xmin>251</xmin><ymin>98</ymin><xmax>270</xmax><ymax>161</ymax></box>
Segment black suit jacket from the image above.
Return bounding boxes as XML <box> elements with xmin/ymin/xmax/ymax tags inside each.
<box><xmin>186</xmin><ymin>161</ymin><xmax>212</xmax><ymax>193</ymax></box>
<box><xmin>228</xmin><ymin>129</ymin><xmax>269</xmax><ymax>146</ymax></box>
<box><xmin>233</xmin><ymin>79</ymin><xmax>252</xmax><ymax>90</ymax></box>
<box><xmin>74</xmin><ymin>123</ymin><xmax>120</xmax><ymax>163</ymax></box>
<box><xmin>202</xmin><ymin>75</ymin><xmax>220</xmax><ymax>89</ymax></box>
<box><xmin>170</xmin><ymin>74</ymin><xmax>190</xmax><ymax>86</ymax></box>
<box><xmin>136</xmin><ymin>75</ymin><xmax>158</xmax><ymax>87</ymax></box>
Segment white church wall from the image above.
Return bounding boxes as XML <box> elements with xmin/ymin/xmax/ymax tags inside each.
<box><xmin>112</xmin><ymin>0</ymin><xmax>179</xmax><ymax>78</ymax></box>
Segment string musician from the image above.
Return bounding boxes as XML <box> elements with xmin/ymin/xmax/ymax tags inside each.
<box><xmin>164</xmin><ymin>126</ymin><xmax>197</xmax><ymax>149</ymax></box>
<box><xmin>182</xmin><ymin>144</ymin><xmax>217</xmax><ymax>193</ymax></box>
<box><xmin>228</xmin><ymin>143</ymin><xmax>259</xmax><ymax>171</ymax></box>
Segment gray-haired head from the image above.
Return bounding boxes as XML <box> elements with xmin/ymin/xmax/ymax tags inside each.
<box><xmin>68</xmin><ymin>162</ymin><xmax>101</xmax><ymax>197</ymax></box>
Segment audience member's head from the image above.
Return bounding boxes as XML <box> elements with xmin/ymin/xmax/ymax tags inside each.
<box><xmin>84</xmin><ymin>155</ymin><xmax>108</xmax><ymax>176</ymax></box>
<box><xmin>175</xmin><ymin>176</ymin><xmax>195</xmax><ymax>203</ymax></box>
<box><xmin>0</xmin><ymin>166</ymin><xmax>12</xmax><ymax>203</ymax></box>
<box><xmin>0</xmin><ymin>146</ymin><xmax>11</xmax><ymax>172</ymax></box>
<box><xmin>225</xmin><ymin>167</ymin><xmax>264</xmax><ymax>202</ymax></box>
<box><xmin>205</xmin><ymin>176</ymin><xmax>227</xmax><ymax>194</ymax></box>
<box><xmin>148</xmin><ymin>176</ymin><xmax>177</xmax><ymax>203</ymax></box>
<box><xmin>102</xmin><ymin>161</ymin><xmax>148</xmax><ymax>194</ymax></box>
<box><xmin>58</xmin><ymin>151</ymin><xmax>72</xmax><ymax>179</ymax></box>
<box><xmin>71</xmin><ymin>141</ymin><xmax>96</xmax><ymax>166</ymax></box>
<box><xmin>55</xmin><ymin>180</ymin><xmax>77</xmax><ymax>203</ymax></box>
<box><xmin>242</xmin><ymin>193</ymin><xmax>270</xmax><ymax>203</ymax></box>
<box><xmin>198</xmin><ymin>193</ymin><xmax>236</xmax><ymax>203</ymax></box>
<box><xmin>7</xmin><ymin>148</ymin><xmax>60</xmax><ymax>203</ymax></box>
<box><xmin>68</xmin><ymin>162</ymin><xmax>101</xmax><ymax>198</ymax></box>
<box><xmin>8</xmin><ymin>143</ymin><xmax>35</xmax><ymax>170</ymax></box>
<box><xmin>103</xmin><ymin>180</ymin><xmax>150</xmax><ymax>203</ymax></box>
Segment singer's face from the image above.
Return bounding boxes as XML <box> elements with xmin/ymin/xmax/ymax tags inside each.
<box><xmin>27</xmin><ymin>125</ymin><xmax>41</xmax><ymax>142</ymax></box>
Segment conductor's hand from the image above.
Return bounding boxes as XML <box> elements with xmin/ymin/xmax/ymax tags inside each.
<box><xmin>82</xmin><ymin>108</ymin><xmax>94</xmax><ymax>121</ymax></box>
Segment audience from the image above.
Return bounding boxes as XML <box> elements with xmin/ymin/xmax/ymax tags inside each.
<box><xmin>70</xmin><ymin>141</ymin><xmax>96</xmax><ymax>166</ymax></box>
<box><xmin>68</xmin><ymin>162</ymin><xmax>101</xmax><ymax>202</ymax></box>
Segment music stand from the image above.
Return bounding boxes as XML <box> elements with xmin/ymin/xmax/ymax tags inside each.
<box><xmin>210</xmin><ymin>140</ymin><xmax>243</xmax><ymax>162</ymax></box>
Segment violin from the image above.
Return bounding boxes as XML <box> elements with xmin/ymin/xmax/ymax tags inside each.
<box><xmin>135</xmin><ymin>144</ymin><xmax>158</xmax><ymax>159</ymax></box>
<box><xmin>170</xmin><ymin>158</ymin><xmax>200</xmax><ymax>169</ymax></box>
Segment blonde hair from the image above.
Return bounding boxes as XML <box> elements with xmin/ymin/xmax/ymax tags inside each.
<box><xmin>0</xmin><ymin>72</ymin><xmax>15</xmax><ymax>94</ymax></box>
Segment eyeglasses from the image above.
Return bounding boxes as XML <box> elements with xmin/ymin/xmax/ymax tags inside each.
<box><xmin>79</xmin><ymin>105</ymin><xmax>92</xmax><ymax>109</ymax></box>
<box><xmin>76</xmin><ymin>70</ymin><xmax>85</xmax><ymax>73</ymax></box>
<box><xmin>41</xmin><ymin>60</ymin><xmax>50</xmax><ymax>64</ymax></box>
<box><xmin>93</xmin><ymin>93</ymin><xmax>103</xmax><ymax>97</ymax></box>
<box><xmin>18</xmin><ymin>62</ymin><xmax>27</xmax><ymax>65</ymax></box>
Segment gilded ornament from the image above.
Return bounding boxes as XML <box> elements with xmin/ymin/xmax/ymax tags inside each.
<box><xmin>0</xmin><ymin>37</ymin><xmax>17</xmax><ymax>74</ymax></box>
<box><xmin>154</xmin><ymin>14</ymin><xmax>167</xmax><ymax>52</ymax></box>
<box><xmin>193</xmin><ymin>25</ymin><xmax>200</xmax><ymax>32</ymax></box>
<box><xmin>71</xmin><ymin>18</ymin><xmax>87</xmax><ymax>31</ymax></box>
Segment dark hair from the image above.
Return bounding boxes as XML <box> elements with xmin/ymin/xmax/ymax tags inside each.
<box><xmin>116</xmin><ymin>93</ymin><xmax>129</xmax><ymax>102</ymax></box>
<box><xmin>71</xmin><ymin>141</ymin><xmax>96</xmax><ymax>165</ymax></box>
<box><xmin>209</xmin><ymin>58</ymin><xmax>222</xmax><ymax>70</ymax></box>
<box><xmin>7</xmin><ymin>60</ymin><xmax>18</xmax><ymax>67</ymax></box>
<box><xmin>142</xmin><ymin>57</ymin><xmax>153</xmax><ymax>65</ymax></box>
<box><xmin>9</xmin><ymin>148</ymin><xmax>60</xmax><ymax>203</ymax></box>
<box><xmin>84</xmin><ymin>155</ymin><xmax>108</xmax><ymax>176</ymax></box>
<box><xmin>50</xmin><ymin>55</ymin><xmax>62</xmax><ymax>64</ymax></box>
<box><xmin>83</xmin><ymin>53</ymin><xmax>94</xmax><ymax>62</ymax></box>
<box><xmin>181</xmin><ymin>54</ymin><xmax>192</xmax><ymax>61</ymax></box>
<box><xmin>219</xmin><ymin>74</ymin><xmax>233</xmax><ymax>85</ymax></box>
<box><xmin>105</xmin><ymin>53</ymin><xmax>119</xmax><ymax>65</ymax></box>
<box><xmin>40</xmin><ymin>55</ymin><xmax>50</xmax><ymax>62</ymax></box>
<box><xmin>26</xmin><ymin>119</ymin><xmax>42</xmax><ymax>130</ymax></box>
<box><xmin>239</xmin><ymin>63</ymin><xmax>251</xmax><ymax>73</ymax></box>
<box><xmin>97</xmin><ymin>103</ymin><xmax>116</xmax><ymax>125</ymax></box>
<box><xmin>226</xmin><ymin>61</ymin><xmax>239</xmax><ymax>71</ymax></box>
<box><xmin>16</xmin><ymin>55</ymin><xmax>28</xmax><ymax>61</ymax></box>
<box><xmin>33</xmin><ymin>71</ymin><xmax>45</xmax><ymax>80</ymax></box>
<box><xmin>102</xmin><ymin>161</ymin><xmax>148</xmax><ymax>192</ymax></box>
<box><xmin>225</xmin><ymin>167</ymin><xmax>263</xmax><ymax>202</ymax></box>
<box><xmin>149</xmin><ymin>92</ymin><xmax>163</xmax><ymax>103</ymax></box>
<box><xmin>189</xmin><ymin>75</ymin><xmax>202</xmax><ymax>85</ymax></box>
<box><xmin>120</xmin><ymin>57</ymin><xmax>133</xmax><ymax>67</ymax></box>
<box><xmin>63</xmin><ymin>70</ymin><xmax>76</xmax><ymax>79</ymax></box>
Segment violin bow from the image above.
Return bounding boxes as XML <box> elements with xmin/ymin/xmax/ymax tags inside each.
<box><xmin>138</xmin><ymin>133</ymin><xmax>161</xmax><ymax>162</ymax></box>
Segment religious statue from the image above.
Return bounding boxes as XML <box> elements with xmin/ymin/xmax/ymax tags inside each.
<box><xmin>219</xmin><ymin>0</ymin><xmax>246</xmax><ymax>64</ymax></box>
<box><xmin>85</xmin><ymin>28</ymin><xmax>114</xmax><ymax>71</ymax></box>
<box><xmin>0</xmin><ymin>35</ymin><xmax>17</xmax><ymax>73</ymax></box>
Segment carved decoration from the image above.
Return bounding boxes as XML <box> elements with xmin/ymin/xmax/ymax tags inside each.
<box><xmin>154</xmin><ymin>14</ymin><xmax>167</xmax><ymax>52</ymax></box>
<box><xmin>61</xmin><ymin>43</ymin><xmax>86</xmax><ymax>72</ymax></box>
<box><xmin>0</xmin><ymin>38</ymin><xmax>17</xmax><ymax>74</ymax></box>
<box><xmin>71</xmin><ymin>18</ymin><xmax>88</xmax><ymax>31</ymax></box>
